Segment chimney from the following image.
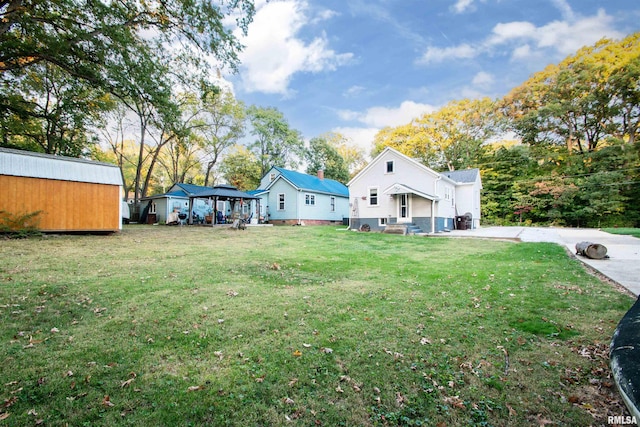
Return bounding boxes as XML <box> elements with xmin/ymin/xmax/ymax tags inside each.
<box><xmin>317</xmin><ymin>170</ymin><xmax>324</xmax><ymax>180</ymax></box>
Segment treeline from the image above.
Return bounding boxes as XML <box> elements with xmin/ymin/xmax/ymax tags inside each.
<box><xmin>373</xmin><ymin>33</ymin><xmax>640</xmax><ymax>227</ymax></box>
<box><xmin>0</xmin><ymin>1</ymin><xmax>365</xmax><ymax>203</ymax></box>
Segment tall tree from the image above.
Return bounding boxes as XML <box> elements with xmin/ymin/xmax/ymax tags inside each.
<box><xmin>0</xmin><ymin>0</ymin><xmax>255</xmax><ymax>155</ymax></box>
<box><xmin>219</xmin><ymin>144</ymin><xmax>262</xmax><ymax>191</ymax></box>
<box><xmin>189</xmin><ymin>90</ymin><xmax>246</xmax><ymax>186</ymax></box>
<box><xmin>373</xmin><ymin>98</ymin><xmax>501</xmax><ymax>170</ymax></box>
<box><xmin>246</xmin><ymin>105</ymin><xmax>304</xmax><ymax>177</ymax></box>
<box><xmin>304</xmin><ymin>135</ymin><xmax>350</xmax><ymax>183</ymax></box>
<box><xmin>502</xmin><ymin>33</ymin><xmax>640</xmax><ymax>152</ymax></box>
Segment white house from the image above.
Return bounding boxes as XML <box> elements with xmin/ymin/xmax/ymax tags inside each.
<box><xmin>347</xmin><ymin>147</ymin><xmax>482</xmax><ymax>233</ymax></box>
<box><xmin>252</xmin><ymin>167</ymin><xmax>349</xmax><ymax>225</ymax></box>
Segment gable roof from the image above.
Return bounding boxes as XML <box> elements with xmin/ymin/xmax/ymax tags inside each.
<box><xmin>441</xmin><ymin>169</ymin><xmax>480</xmax><ymax>184</ymax></box>
<box><xmin>348</xmin><ymin>147</ymin><xmax>443</xmax><ymax>187</ymax></box>
<box><xmin>263</xmin><ymin>167</ymin><xmax>349</xmax><ymax>197</ymax></box>
<box><xmin>0</xmin><ymin>147</ymin><xmax>122</xmax><ymax>186</ymax></box>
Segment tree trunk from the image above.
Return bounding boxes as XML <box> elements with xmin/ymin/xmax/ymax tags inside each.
<box><xmin>575</xmin><ymin>241</ymin><xmax>608</xmax><ymax>259</ymax></box>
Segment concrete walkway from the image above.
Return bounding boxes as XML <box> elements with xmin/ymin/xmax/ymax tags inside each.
<box><xmin>442</xmin><ymin>226</ymin><xmax>640</xmax><ymax>296</ymax></box>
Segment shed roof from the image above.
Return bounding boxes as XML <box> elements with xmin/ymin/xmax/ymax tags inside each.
<box><xmin>0</xmin><ymin>147</ymin><xmax>123</xmax><ymax>186</ymax></box>
<box><xmin>264</xmin><ymin>167</ymin><xmax>349</xmax><ymax>197</ymax></box>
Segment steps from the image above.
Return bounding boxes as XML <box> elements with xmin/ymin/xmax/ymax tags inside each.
<box><xmin>383</xmin><ymin>223</ymin><xmax>424</xmax><ymax>235</ymax></box>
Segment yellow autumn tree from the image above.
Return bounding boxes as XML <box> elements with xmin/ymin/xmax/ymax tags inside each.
<box><xmin>373</xmin><ymin>97</ymin><xmax>502</xmax><ymax>170</ymax></box>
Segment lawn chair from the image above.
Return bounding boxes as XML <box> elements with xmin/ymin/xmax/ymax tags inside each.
<box><xmin>241</xmin><ymin>212</ymin><xmax>253</xmax><ymax>226</ymax></box>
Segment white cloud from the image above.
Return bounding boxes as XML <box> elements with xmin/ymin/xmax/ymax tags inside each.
<box><xmin>452</xmin><ymin>0</ymin><xmax>475</xmax><ymax>14</ymax></box>
<box><xmin>418</xmin><ymin>43</ymin><xmax>477</xmax><ymax>64</ymax></box>
<box><xmin>338</xmin><ymin>101</ymin><xmax>436</xmax><ymax>128</ymax></box>
<box><xmin>236</xmin><ymin>1</ymin><xmax>352</xmax><ymax>95</ymax></box>
<box><xmin>343</xmin><ymin>85</ymin><xmax>366</xmax><ymax>98</ymax></box>
<box><xmin>331</xmin><ymin>126</ymin><xmax>379</xmax><ymax>156</ymax></box>
<box><xmin>471</xmin><ymin>71</ymin><xmax>494</xmax><ymax>89</ymax></box>
<box><xmin>333</xmin><ymin>101</ymin><xmax>438</xmax><ymax>156</ymax></box>
<box><xmin>419</xmin><ymin>7</ymin><xmax>623</xmax><ymax>65</ymax></box>
<box><xmin>550</xmin><ymin>0</ymin><xmax>576</xmax><ymax>21</ymax></box>
<box><xmin>488</xmin><ymin>9</ymin><xmax>622</xmax><ymax>57</ymax></box>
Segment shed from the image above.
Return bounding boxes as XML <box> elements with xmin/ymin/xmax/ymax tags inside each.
<box><xmin>0</xmin><ymin>148</ymin><xmax>124</xmax><ymax>232</ymax></box>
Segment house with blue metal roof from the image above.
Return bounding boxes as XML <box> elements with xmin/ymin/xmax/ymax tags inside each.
<box><xmin>253</xmin><ymin>167</ymin><xmax>350</xmax><ymax>225</ymax></box>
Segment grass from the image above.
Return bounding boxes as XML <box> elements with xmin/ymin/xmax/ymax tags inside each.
<box><xmin>0</xmin><ymin>225</ymin><xmax>634</xmax><ymax>426</ymax></box>
<box><xmin>603</xmin><ymin>228</ymin><xmax>640</xmax><ymax>238</ymax></box>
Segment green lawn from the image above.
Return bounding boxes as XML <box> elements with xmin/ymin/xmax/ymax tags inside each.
<box><xmin>0</xmin><ymin>225</ymin><xmax>633</xmax><ymax>426</ymax></box>
<box><xmin>604</xmin><ymin>228</ymin><xmax>640</xmax><ymax>238</ymax></box>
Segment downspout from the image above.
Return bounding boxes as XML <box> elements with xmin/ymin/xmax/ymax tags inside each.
<box><xmin>432</xmin><ymin>176</ymin><xmax>441</xmax><ymax>233</ymax></box>
<box><xmin>297</xmin><ymin>189</ymin><xmax>302</xmax><ymax>225</ymax></box>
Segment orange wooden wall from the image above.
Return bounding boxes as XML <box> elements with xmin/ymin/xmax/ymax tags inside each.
<box><xmin>0</xmin><ymin>175</ymin><xmax>121</xmax><ymax>232</ymax></box>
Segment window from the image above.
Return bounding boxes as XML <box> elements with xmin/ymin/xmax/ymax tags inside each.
<box><xmin>278</xmin><ymin>193</ymin><xmax>285</xmax><ymax>210</ymax></box>
<box><xmin>330</xmin><ymin>196</ymin><xmax>336</xmax><ymax>212</ymax></box>
<box><xmin>269</xmin><ymin>173</ymin><xmax>276</xmax><ymax>182</ymax></box>
<box><xmin>149</xmin><ymin>202</ymin><xmax>157</xmax><ymax>214</ymax></box>
<box><xmin>305</xmin><ymin>194</ymin><xmax>316</xmax><ymax>206</ymax></box>
<box><xmin>379</xmin><ymin>217</ymin><xmax>387</xmax><ymax>226</ymax></box>
<box><xmin>369</xmin><ymin>188</ymin><xmax>378</xmax><ymax>206</ymax></box>
<box><xmin>386</xmin><ymin>160</ymin><xmax>394</xmax><ymax>173</ymax></box>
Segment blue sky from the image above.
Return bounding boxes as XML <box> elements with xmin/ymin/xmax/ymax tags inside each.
<box><xmin>222</xmin><ymin>0</ymin><xmax>640</xmax><ymax>154</ymax></box>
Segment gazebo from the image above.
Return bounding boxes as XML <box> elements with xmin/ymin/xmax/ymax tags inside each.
<box><xmin>189</xmin><ymin>184</ymin><xmax>260</xmax><ymax>225</ymax></box>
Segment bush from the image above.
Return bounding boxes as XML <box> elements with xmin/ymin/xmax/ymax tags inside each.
<box><xmin>0</xmin><ymin>210</ymin><xmax>42</xmax><ymax>237</ymax></box>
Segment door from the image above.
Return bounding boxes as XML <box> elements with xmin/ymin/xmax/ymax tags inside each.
<box><xmin>398</xmin><ymin>193</ymin><xmax>411</xmax><ymax>222</ymax></box>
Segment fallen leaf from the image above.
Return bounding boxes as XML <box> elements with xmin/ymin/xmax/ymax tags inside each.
<box><xmin>283</xmin><ymin>397</ymin><xmax>295</xmax><ymax>405</ymax></box>
<box><xmin>102</xmin><ymin>395</ymin><xmax>114</xmax><ymax>407</ymax></box>
<box><xmin>28</xmin><ymin>409</ymin><xmax>38</xmax><ymax>416</ymax></box>
<box><xmin>335</xmin><ymin>385</ymin><xmax>344</xmax><ymax>393</ymax></box>
<box><xmin>121</xmin><ymin>378</ymin><xmax>135</xmax><ymax>388</ymax></box>
<box><xmin>50</xmin><ymin>327</ymin><xmax>59</xmax><ymax>333</ymax></box>
<box><xmin>0</xmin><ymin>412</ymin><xmax>9</xmax><ymax>420</ymax></box>
<box><xmin>303</xmin><ymin>343</ymin><xmax>312</xmax><ymax>348</ymax></box>
<box><xmin>443</xmin><ymin>395</ymin><xmax>464</xmax><ymax>409</ymax></box>
<box><xmin>187</xmin><ymin>385</ymin><xmax>205</xmax><ymax>392</ymax></box>
<box><xmin>288</xmin><ymin>378</ymin><xmax>298</xmax><ymax>387</ymax></box>
<box><xmin>293</xmin><ymin>350</ymin><xmax>302</xmax><ymax>357</ymax></box>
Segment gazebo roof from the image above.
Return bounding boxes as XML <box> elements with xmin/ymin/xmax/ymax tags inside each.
<box><xmin>193</xmin><ymin>184</ymin><xmax>259</xmax><ymax>200</ymax></box>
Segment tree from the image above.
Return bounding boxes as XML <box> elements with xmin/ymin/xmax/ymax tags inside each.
<box><xmin>190</xmin><ymin>90</ymin><xmax>246</xmax><ymax>186</ymax></box>
<box><xmin>219</xmin><ymin>145</ymin><xmax>262</xmax><ymax>191</ymax></box>
<box><xmin>1</xmin><ymin>0</ymin><xmax>255</xmax><ymax>155</ymax></box>
<box><xmin>246</xmin><ymin>106</ymin><xmax>304</xmax><ymax>176</ymax></box>
<box><xmin>304</xmin><ymin>135</ymin><xmax>350</xmax><ymax>183</ymax></box>
<box><xmin>326</xmin><ymin>132</ymin><xmax>367</xmax><ymax>176</ymax></box>
<box><xmin>502</xmin><ymin>33</ymin><xmax>640</xmax><ymax>152</ymax></box>
<box><xmin>373</xmin><ymin>98</ymin><xmax>501</xmax><ymax>170</ymax></box>
<box><xmin>0</xmin><ymin>62</ymin><xmax>111</xmax><ymax>155</ymax></box>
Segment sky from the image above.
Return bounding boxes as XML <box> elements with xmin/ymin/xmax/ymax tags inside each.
<box><xmin>220</xmin><ymin>0</ymin><xmax>640</xmax><ymax>155</ymax></box>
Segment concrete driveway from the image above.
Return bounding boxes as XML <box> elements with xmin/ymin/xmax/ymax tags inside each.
<box><xmin>444</xmin><ymin>226</ymin><xmax>640</xmax><ymax>296</ymax></box>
